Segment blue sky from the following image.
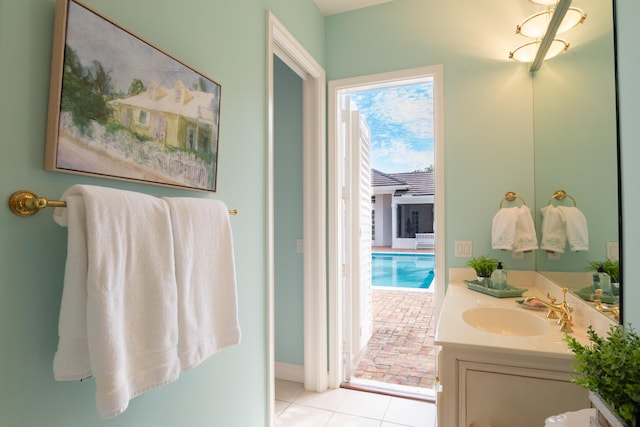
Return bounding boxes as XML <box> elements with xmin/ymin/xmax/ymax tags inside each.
<box><xmin>350</xmin><ymin>81</ymin><xmax>434</xmax><ymax>174</ymax></box>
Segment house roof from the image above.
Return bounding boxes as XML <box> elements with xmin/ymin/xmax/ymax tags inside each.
<box><xmin>372</xmin><ymin>169</ymin><xmax>434</xmax><ymax>196</ymax></box>
<box><xmin>109</xmin><ymin>81</ymin><xmax>218</xmax><ymax>125</ymax></box>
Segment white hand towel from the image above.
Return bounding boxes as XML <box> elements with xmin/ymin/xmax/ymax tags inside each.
<box><xmin>513</xmin><ymin>205</ymin><xmax>539</xmax><ymax>252</ymax></box>
<box><xmin>540</xmin><ymin>205</ymin><xmax>567</xmax><ymax>253</ymax></box>
<box><xmin>559</xmin><ymin>206</ymin><xmax>589</xmax><ymax>252</ymax></box>
<box><xmin>491</xmin><ymin>207</ymin><xmax>519</xmax><ymax>250</ymax></box>
<box><xmin>53</xmin><ymin>185</ymin><xmax>180</xmax><ymax>419</ymax></box>
<box><xmin>163</xmin><ymin>197</ymin><xmax>241</xmax><ymax>372</ymax></box>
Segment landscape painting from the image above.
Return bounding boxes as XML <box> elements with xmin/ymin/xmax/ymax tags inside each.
<box><xmin>45</xmin><ymin>0</ymin><xmax>221</xmax><ymax>192</ymax></box>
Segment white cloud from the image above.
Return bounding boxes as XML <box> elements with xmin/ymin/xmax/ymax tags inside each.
<box><xmin>367</xmin><ymin>86</ymin><xmax>434</xmax><ymax>139</ymax></box>
<box><xmin>373</xmin><ymin>139</ymin><xmax>434</xmax><ymax>173</ymax></box>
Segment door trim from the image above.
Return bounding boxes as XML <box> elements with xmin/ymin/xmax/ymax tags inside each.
<box><xmin>267</xmin><ymin>11</ymin><xmax>327</xmax><ymax>424</ymax></box>
<box><xmin>328</xmin><ymin>65</ymin><xmax>445</xmax><ymax>389</ymax></box>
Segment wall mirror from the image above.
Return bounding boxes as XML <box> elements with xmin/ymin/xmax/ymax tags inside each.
<box><xmin>532</xmin><ymin>0</ymin><xmax>620</xmax><ymax>322</ymax></box>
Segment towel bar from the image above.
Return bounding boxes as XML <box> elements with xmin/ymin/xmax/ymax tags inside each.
<box><xmin>8</xmin><ymin>190</ymin><xmax>239</xmax><ymax>217</ymax></box>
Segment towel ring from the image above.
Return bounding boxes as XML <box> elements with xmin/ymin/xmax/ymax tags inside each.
<box><xmin>499</xmin><ymin>191</ymin><xmax>526</xmax><ymax>208</ymax></box>
<box><xmin>8</xmin><ymin>190</ymin><xmax>239</xmax><ymax>217</ymax></box>
<box><xmin>548</xmin><ymin>189</ymin><xmax>576</xmax><ymax>206</ymax></box>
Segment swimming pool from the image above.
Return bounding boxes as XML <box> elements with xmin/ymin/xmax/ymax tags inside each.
<box><xmin>371</xmin><ymin>253</ymin><xmax>435</xmax><ymax>289</ymax></box>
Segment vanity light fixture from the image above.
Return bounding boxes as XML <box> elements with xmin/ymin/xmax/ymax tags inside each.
<box><xmin>509</xmin><ymin>39</ymin><xmax>569</xmax><ymax>63</ymax></box>
<box><xmin>530</xmin><ymin>0</ymin><xmax>559</xmax><ymax>5</ymax></box>
<box><xmin>509</xmin><ymin>0</ymin><xmax>586</xmax><ymax>72</ymax></box>
<box><xmin>516</xmin><ymin>7</ymin><xmax>586</xmax><ymax>39</ymax></box>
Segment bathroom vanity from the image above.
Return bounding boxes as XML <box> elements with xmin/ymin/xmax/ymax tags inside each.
<box><xmin>435</xmin><ymin>269</ymin><xmax>616</xmax><ymax>427</ymax></box>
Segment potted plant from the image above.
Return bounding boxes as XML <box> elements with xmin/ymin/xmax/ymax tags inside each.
<box><xmin>588</xmin><ymin>258</ymin><xmax>620</xmax><ymax>284</ymax></box>
<box><xmin>565</xmin><ymin>324</ymin><xmax>640</xmax><ymax>427</ymax></box>
<box><xmin>466</xmin><ymin>256</ymin><xmax>499</xmax><ymax>286</ymax></box>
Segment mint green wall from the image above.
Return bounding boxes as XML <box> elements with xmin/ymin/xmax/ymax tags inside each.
<box><xmin>274</xmin><ymin>56</ymin><xmax>304</xmax><ymax>365</ymax></box>
<box><xmin>0</xmin><ymin>0</ymin><xmax>323</xmax><ymax>425</ymax></box>
<box><xmin>326</xmin><ymin>0</ymin><xmax>536</xmax><ymax>276</ymax></box>
<box><xmin>616</xmin><ymin>0</ymin><xmax>640</xmax><ymax>327</ymax></box>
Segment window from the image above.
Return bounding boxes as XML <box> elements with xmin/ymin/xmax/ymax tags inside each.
<box><xmin>136</xmin><ymin>109</ymin><xmax>150</xmax><ymax>127</ymax></box>
<box><xmin>411</xmin><ymin>210</ymin><xmax>419</xmax><ymax>234</ymax></box>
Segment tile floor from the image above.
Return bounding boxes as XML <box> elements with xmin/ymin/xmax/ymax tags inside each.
<box><xmin>275</xmin><ymin>379</ymin><xmax>437</xmax><ymax>427</ymax></box>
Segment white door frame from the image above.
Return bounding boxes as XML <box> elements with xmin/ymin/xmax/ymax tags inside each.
<box><xmin>328</xmin><ymin>65</ymin><xmax>445</xmax><ymax>388</ymax></box>
<box><xmin>266</xmin><ymin>11</ymin><xmax>327</xmax><ymax>424</ymax></box>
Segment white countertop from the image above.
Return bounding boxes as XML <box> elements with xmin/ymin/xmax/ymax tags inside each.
<box><xmin>434</xmin><ymin>269</ymin><xmax>601</xmax><ymax>359</ymax></box>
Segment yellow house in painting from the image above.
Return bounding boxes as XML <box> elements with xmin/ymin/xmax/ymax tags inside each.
<box><xmin>108</xmin><ymin>81</ymin><xmax>219</xmax><ymax>156</ymax></box>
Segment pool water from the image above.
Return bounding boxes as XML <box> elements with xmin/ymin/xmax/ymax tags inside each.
<box><xmin>371</xmin><ymin>253</ymin><xmax>435</xmax><ymax>289</ymax></box>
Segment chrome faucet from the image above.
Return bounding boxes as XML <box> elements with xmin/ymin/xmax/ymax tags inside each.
<box><xmin>524</xmin><ymin>288</ymin><xmax>573</xmax><ymax>333</ymax></box>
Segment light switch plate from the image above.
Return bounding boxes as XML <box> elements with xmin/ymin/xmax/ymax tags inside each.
<box><xmin>548</xmin><ymin>251</ymin><xmax>561</xmax><ymax>260</ymax></box>
<box><xmin>454</xmin><ymin>240</ymin><xmax>472</xmax><ymax>258</ymax></box>
<box><xmin>296</xmin><ymin>239</ymin><xmax>304</xmax><ymax>253</ymax></box>
<box><xmin>606</xmin><ymin>242</ymin><xmax>619</xmax><ymax>261</ymax></box>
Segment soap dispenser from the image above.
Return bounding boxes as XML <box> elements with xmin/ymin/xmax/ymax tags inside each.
<box><xmin>597</xmin><ymin>264</ymin><xmax>612</xmax><ymax>294</ymax></box>
<box><xmin>491</xmin><ymin>262</ymin><xmax>507</xmax><ymax>290</ymax></box>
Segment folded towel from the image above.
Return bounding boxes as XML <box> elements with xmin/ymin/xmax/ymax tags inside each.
<box><xmin>513</xmin><ymin>205</ymin><xmax>539</xmax><ymax>252</ymax></box>
<box><xmin>491</xmin><ymin>207</ymin><xmax>519</xmax><ymax>250</ymax></box>
<box><xmin>163</xmin><ymin>197</ymin><xmax>241</xmax><ymax>371</ymax></box>
<box><xmin>559</xmin><ymin>206</ymin><xmax>589</xmax><ymax>252</ymax></box>
<box><xmin>53</xmin><ymin>185</ymin><xmax>181</xmax><ymax>419</ymax></box>
<box><xmin>540</xmin><ymin>205</ymin><xmax>567</xmax><ymax>253</ymax></box>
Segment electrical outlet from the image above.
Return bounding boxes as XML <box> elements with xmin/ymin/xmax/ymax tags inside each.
<box><xmin>454</xmin><ymin>240</ymin><xmax>472</xmax><ymax>258</ymax></box>
<box><xmin>512</xmin><ymin>251</ymin><xmax>524</xmax><ymax>259</ymax></box>
<box><xmin>296</xmin><ymin>239</ymin><xmax>304</xmax><ymax>253</ymax></box>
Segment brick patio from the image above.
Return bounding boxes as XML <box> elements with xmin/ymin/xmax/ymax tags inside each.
<box><xmin>351</xmin><ymin>288</ymin><xmax>437</xmax><ymax>391</ymax></box>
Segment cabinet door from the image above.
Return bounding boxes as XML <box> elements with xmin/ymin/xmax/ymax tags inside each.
<box><xmin>460</xmin><ymin>361</ymin><xmax>589</xmax><ymax>427</ymax></box>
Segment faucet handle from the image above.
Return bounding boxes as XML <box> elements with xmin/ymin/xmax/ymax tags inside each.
<box><xmin>543</xmin><ymin>294</ymin><xmax>559</xmax><ymax>319</ymax></box>
<box><xmin>558</xmin><ymin>313</ymin><xmax>574</xmax><ymax>333</ymax></box>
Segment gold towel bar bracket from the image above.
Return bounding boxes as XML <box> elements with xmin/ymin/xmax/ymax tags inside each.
<box><xmin>8</xmin><ymin>190</ymin><xmax>238</xmax><ymax>217</ymax></box>
<box><xmin>548</xmin><ymin>189</ymin><xmax>576</xmax><ymax>206</ymax></box>
<box><xmin>500</xmin><ymin>191</ymin><xmax>526</xmax><ymax>208</ymax></box>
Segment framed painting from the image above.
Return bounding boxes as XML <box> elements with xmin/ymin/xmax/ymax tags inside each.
<box><xmin>45</xmin><ymin>0</ymin><xmax>221</xmax><ymax>192</ymax></box>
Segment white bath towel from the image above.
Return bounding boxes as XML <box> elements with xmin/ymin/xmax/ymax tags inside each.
<box><xmin>491</xmin><ymin>207</ymin><xmax>519</xmax><ymax>250</ymax></box>
<box><xmin>53</xmin><ymin>185</ymin><xmax>181</xmax><ymax>419</ymax></box>
<box><xmin>163</xmin><ymin>197</ymin><xmax>241</xmax><ymax>371</ymax></box>
<box><xmin>559</xmin><ymin>206</ymin><xmax>589</xmax><ymax>252</ymax></box>
<box><xmin>540</xmin><ymin>205</ymin><xmax>567</xmax><ymax>253</ymax></box>
<box><xmin>513</xmin><ymin>205</ymin><xmax>539</xmax><ymax>252</ymax></box>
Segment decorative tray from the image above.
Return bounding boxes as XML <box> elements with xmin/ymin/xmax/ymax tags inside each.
<box><xmin>464</xmin><ymin>280</ymin><xmax>528</xmax><ymax>298</ymax></box>
<box><xmin>575</xmin><ymin>286</ymin><xmax>619</xmax><ymax>305</ymax></box>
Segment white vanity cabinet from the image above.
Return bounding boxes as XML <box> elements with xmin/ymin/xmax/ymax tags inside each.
<box><xmin>435</xmin><ymin>272</ymin><xmax>609</xmax><ymax>427</ymax></box>
<box><xmin>437</xmin><ymin>345</ymin><xmax>589</xmax><ymax>427</ymax></box>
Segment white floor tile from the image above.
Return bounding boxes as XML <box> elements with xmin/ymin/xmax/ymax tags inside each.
<box><xmin>381</xmin><ymin>423</ymin><xmax>421</xmax><ymax>427</ymax></box>
<box><xmin>274</xmin><ymin>399</ymin><xmax>291</xmax><ymax>417</ymax></box>
<box><xmin>275</xmin><ymin>379</ymin><xmax>305</xmax><ymax>402</ymax></box>
<box><xmin>383</xmin><ymin>397</ymin><xmax>436</xmax><ymax>427</ymax></box>
<box><xmin>336</xmin><ymin>390</ymin><xmax>392</xmax><ymax>420</ymax></box>
<box><xmin>275</xmin><ymin>403</ymin><xmax>333</xmax><ymax>427</ymax></box>
<box><xmin>295</xmin><ymin>387</ymin><xmax>350</xmax><ymax>411</ymax></box>
<box><xmin>326</xmin><ymin>412</ymin><xmax>382</xmax><ymax>427</ymax></box>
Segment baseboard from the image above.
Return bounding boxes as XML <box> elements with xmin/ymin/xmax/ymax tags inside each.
<box><xmin>274</xmin><ymin>362</ymin><xmax>304</xmax><ymax>383</ymax></box>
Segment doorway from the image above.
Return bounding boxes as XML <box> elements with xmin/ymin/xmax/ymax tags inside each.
<box><xmin>327</xmin><ymin>66</ymin><xmax>445</xmax><ymax>397</ymax></box>
<box><xmin>267</xmin><ymin>11</ymin><xmax>327</xmax><ymax>426</ymax></box>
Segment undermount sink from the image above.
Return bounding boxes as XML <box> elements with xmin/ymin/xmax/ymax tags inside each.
<box><xmin>462</xmin><ymin>307</ymin><xmax>552</xmax><ymax>336</ymax></box>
